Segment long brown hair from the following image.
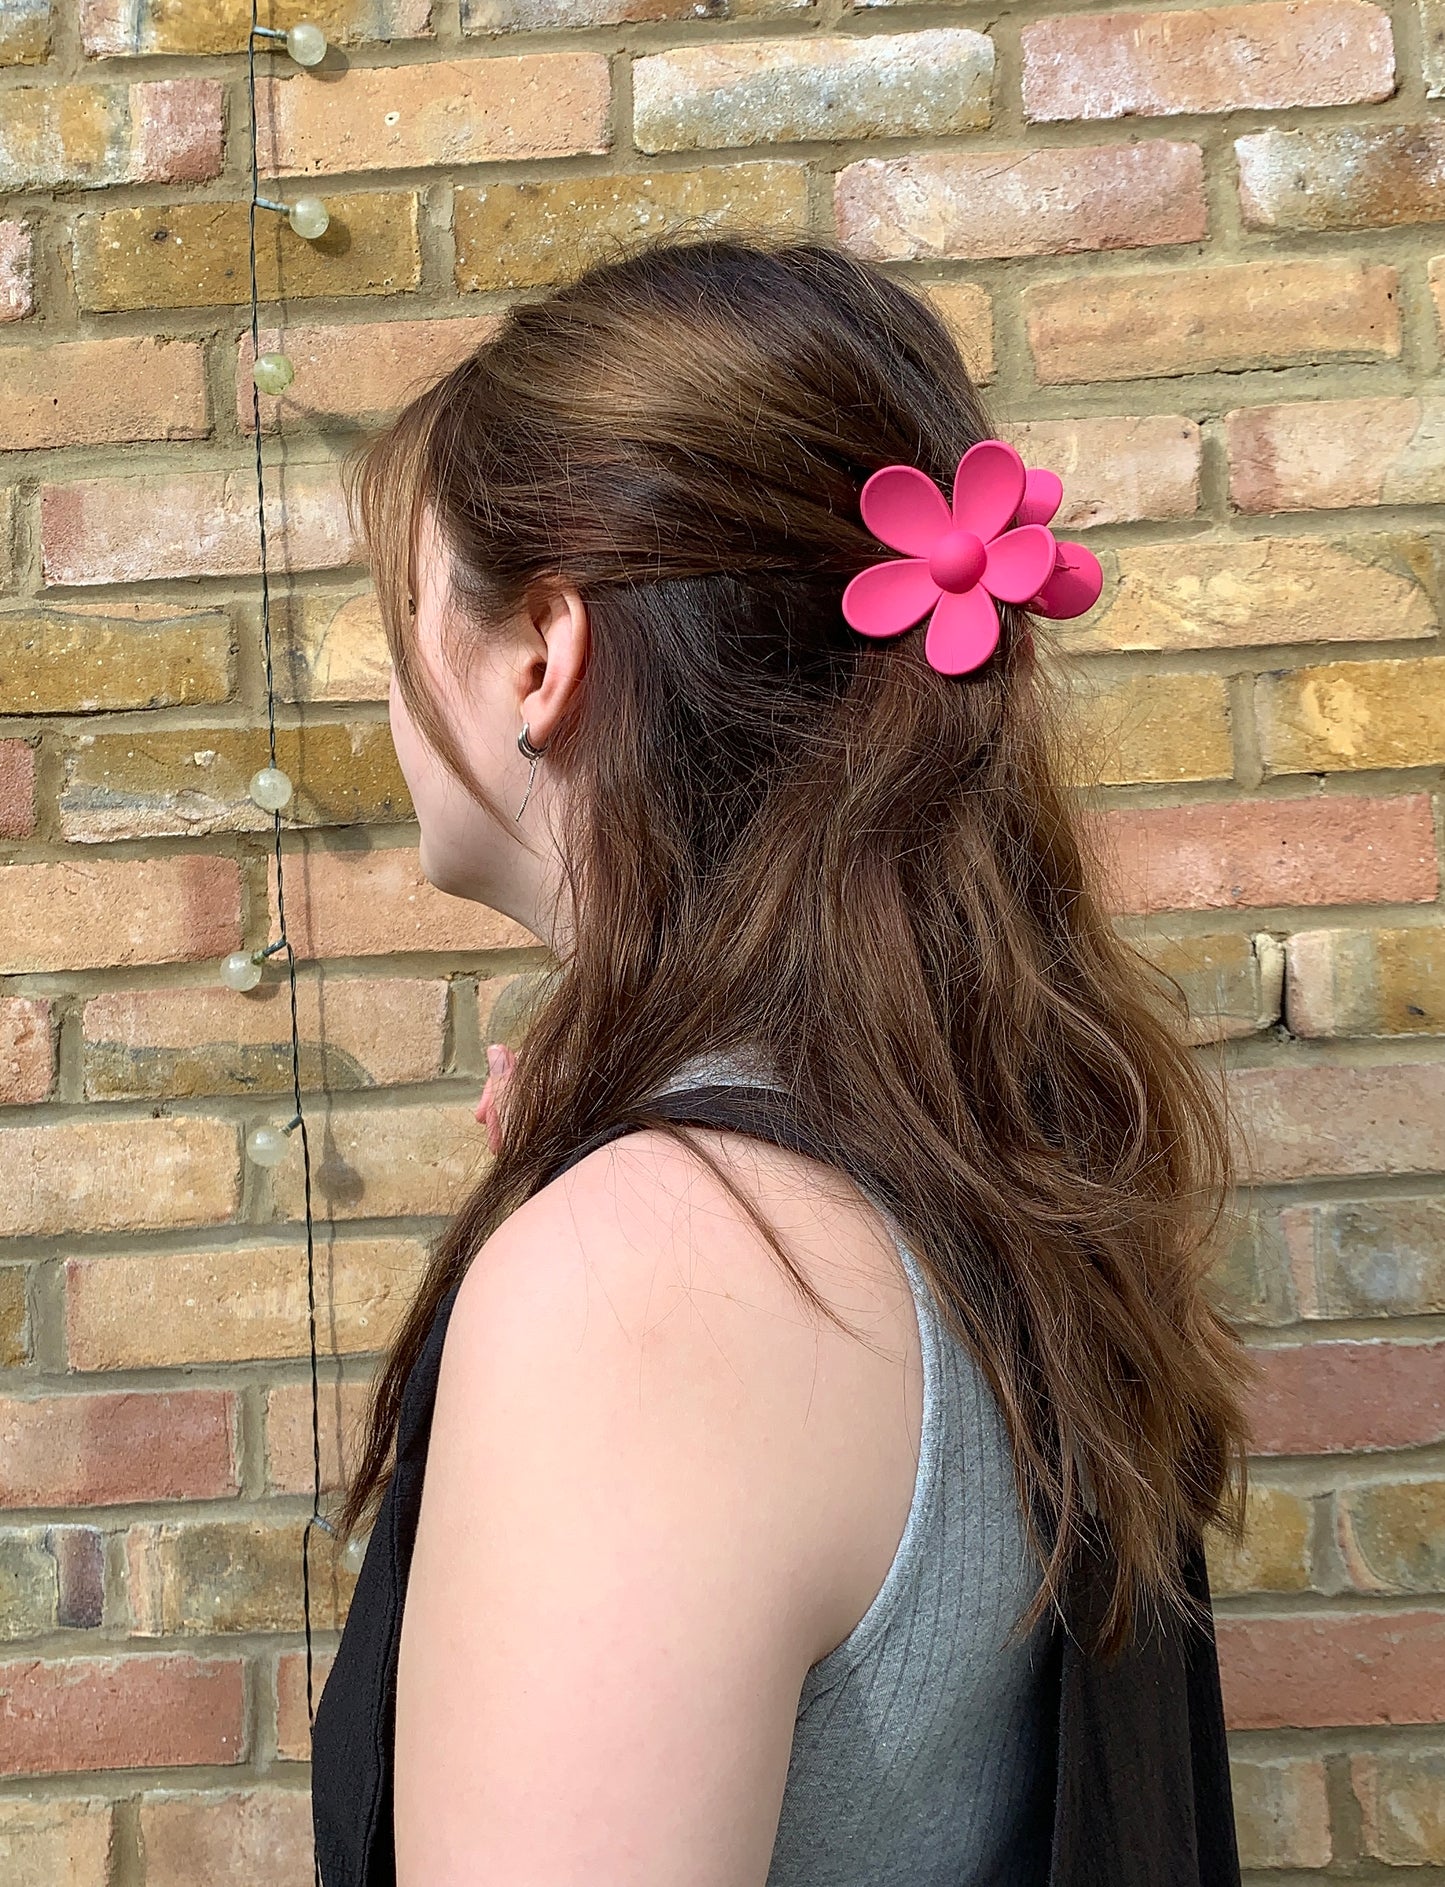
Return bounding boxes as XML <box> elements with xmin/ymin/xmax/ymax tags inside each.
<box><xmin>337</xmin><ymin>233</ymin><xmax>1251</xmax><ymax>1659</ymax></box>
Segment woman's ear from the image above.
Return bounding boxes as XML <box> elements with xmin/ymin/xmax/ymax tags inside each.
<box><xmin>518</xmin><ymin>580</ymin><xmax>589</xmax><ymax>749</ymax></box>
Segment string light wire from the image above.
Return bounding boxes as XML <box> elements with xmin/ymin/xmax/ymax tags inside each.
<box><xmin>243</xmin><ymin>8</ymin><xmax>330</xmax><ymax>1860</ymax></box>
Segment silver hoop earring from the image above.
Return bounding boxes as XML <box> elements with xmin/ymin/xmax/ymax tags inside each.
<box><xmin>515</xmin><ymin>721</ymin><xmax>547</xmax><ymax>821</ymax></box>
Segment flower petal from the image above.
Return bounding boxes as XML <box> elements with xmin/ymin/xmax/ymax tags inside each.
<box><xmin>983</xmin><ymin>524</ymin><xmax>1058</xmax><ymax>605</ymax></box>
<box><xmin>859</xmin><ymin>466</ymin><xmax>952</xmax><ymax>556</ymax></box>
<box><xmin>842</xmin><ymin>558</ymin><xmax>940</xmax><ymax>637</ymax></box>
<box><xmin>952</xmin><ymin>440</ymin><xmax>1026</xmax><ymax>543</ymax></box>
<box><xmin>1017</xmin><ymin>467</ymin><xmax>1063</xmax><ymax>528</ymax></box>
<box><xmin>1030</xmin><ymin>542</ymin><xmax>1104</xmax><ymax>620</ymax></box>
<box><xmin>923</xmin><ymin>585</ymin><xmax>1001</xmax><ymax>675</ymax></box>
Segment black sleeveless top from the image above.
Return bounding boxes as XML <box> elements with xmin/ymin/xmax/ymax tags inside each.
<box><xmin>311</xmin><ymin>1081</ymin><xmax>1241</xmax><ymax>1887</ymax></box>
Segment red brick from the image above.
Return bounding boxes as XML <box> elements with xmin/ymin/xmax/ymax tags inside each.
<box><xmin>0</xmin><ymin>1390</ymin><xmax>238</xmax><ymax>1508</ymax></box>
<box><xmin>0</xmin><ymin>856</ymin><xmax>240</xmax><ymax>974</ymax></box>
<box><xmin>266</xmin><ymin>1378</ymin><xmax>374</xmax><ymax>1493</ymax></box>
<box><xmin>137</xmin><ymin>1789</ymin><xmax>314</xmax><ymax>1887</ymax></box>
<box><xmin>259</xmin><ymin>53</ymin><xmax>609</xmax><ymax>175</ymax></box>
<box><xmin>0</xmin><ymin>1116</ymin><xmax>240</xmax><ymax>1238</ymax></box>
<box><xmin>276</xmin><ymin>1648</ymin><xmax>335</xmax><ymax>1760</ymax></box>
<box><xmin>1023</xmin><ymin>3</ymin><xmax>1393</xmax><ymax>121</ymax></box>
<box><xmin>1239</xmin><ymin>123</ymin><xmax>1445</xmax><ymax>234</ymax></box>
<box><xmin>1025</xmin><ymin>259</ymin><xmax>1400</xmax><ymax>384</ymax></box>
<box><xmin>1230</xmin><ymin>1062</ymin><xmax>1445</xmax><ymax>1184</ymax></box>
<box><xmin>0</xmin><ymin>738</ymin><xmax>37</xmax><ymax>839</ymax></box>
<box><xmin>0</xmin><ymin>218</ymin><xmax>34</xmax><ymax>322</ymax></box>
<box><xmin>0</xmin><ymin>78</ymin><xmax>222</xmax><ymax>191</ymax></box>
<box><xmin>836</xmin><ymin>142</ymin><xmax>1205</xmax><ymax>262</ymax></box>
<box><xmin>635</xmin><ymin>31</ymin><xmax>994</xmax><ymax>151</ymax></box>
<box><xmin>41</xmin><ymin>467</ymin><xmax>356</xmax><ymax>588</ymax></box>
<box><xmin>1228</xmin><ymin>396</ymin><xmax>1445</xmax><ymax>513</ymax></box>
<box><xmin>0</xmin><ymin>1797</ymin><xmax>114</xmax><ymax>1886</ymax></box>
<box><xmin>1007</xmin><ymin>416</ymin><xmax>1200</xmax><ymax>527</ymax></box>
<box><xmin>80</xmin><ymin>0</ymin><xmax>432</xmax><ymax>56</ymax></box>
<box><xmin>66</xmin><ymin>1238</ymin><xmax>427</xmax><ymax>1370</ymax></box>
<box><xmin>1247</xmin><ymin>1339</ymin><xmax>1445</xmax><ymax>1453</ymax></box>
<box><xmin>0</xmin><ymin>1653</ymin><xmax>245</xmax><ymax>1776</ymax></box>
<box><xmin>0</xmin><ymin>1267</ymin><xmax>29</xmax><ymax>1367</ymax></box>
<box><xmin>238</xmin><ymin>315</ymin><xmax>498</xmax><ymax>433</ymax></box>
<box><xmin>1434</xmin><ymin>255</ymin><xmax>1445</xmax><ymax>340</ymax></box>
<box><xmin>1219</xmin><ymin>1613</ymin><xmax>1445</xmax><ymax>1729</ymax></box>
<box><xmin>269</xmin><ymin>847</ymin><xmax>537</xmax><ymax>957</ymax></box>
<box><xmin>0</xmin><ymin>337</ymin><xmax>208</xmax><ymax>452</ymax></box>
<box><xmin>0</xmin><ymin>997</ymin><xmax>53</xmax><ymax>1106</ymax></box>
<box><xmin>1099</xmin><ymin>794</ymin><xmax>1437</xmax><ymax>915</ymax></box>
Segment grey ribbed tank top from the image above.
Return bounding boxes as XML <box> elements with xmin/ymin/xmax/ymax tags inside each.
<box><xmin>655</xmin><ymin>1053</ymin><xmax>1056</xmax><ymax>1885</ymax></box>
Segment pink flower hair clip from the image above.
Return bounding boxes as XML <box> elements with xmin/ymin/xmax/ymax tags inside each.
<box><xmin>841</xmin><ymin>439</ymin><xmax>1103</xmax><ymax>676</ymax></box>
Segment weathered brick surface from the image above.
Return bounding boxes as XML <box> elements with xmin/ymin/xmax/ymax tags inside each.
<box><xmin>1025</xmin><ymin>260</ymin><xmax>1400</xmax><ymax>384</ymax></box>
<box><xmin>268</xmin><ymin>847</ymin><xmax>537</xmax><ymax>957</ymax></box>
<box><xmin>1227</xmin><ymin>396</ymin><xmax>1445</xmax><ymax>513</ymax></box>
<box><xmin>0</xmin><ymin>1390</ymin><xmax>238</xmax><ymax>1506</ymax></box>
<box><xmin>137</xmin><ymin>1789</ymin><xmax>314</xmax><ymax>1887</ymax></box>
<box><xmin>80</xmin><ymin>0</ymin><xmax>434</xmax><ymax>57</ymax></box>
<box><xmin>1230</xmin><ymin>1756</ymin><xmax>1332</xmax><ymax>1869</ymax></box>
<box><xmin>837</xmin><ymin>143</ymin><xmax>1205</xmax><ymax>262</ymax></box>
<box><xmin>0</xmin><ymin>1523</ymin><xmax>105</xmax><ymax>1638</ymax></box>
<box><xmin>1071</xmin><ymin>671</ymin><xmax>1232</xmax><ymax>785</ymax></box>
<box><xmin>1137</xmin><ymin>931</ymin><xmax>1283</xmax><ymax>1044</ymax></box>
<box><xmin>74</xmin><ymin>194</ymin><xmax>422</xmax><ymax>314</ymax></box>
<box><xmin>0</xmin><ymin>1798</ymin><xmax>114</xmax><ymax>1887</ymax></box>
<box><xmin>1258</xmin><ymin>658</ymin><xmax>1445</xmax><ymax>776</ymax></box>
<box><xmin>0</xmin><ymin>79</ymin><xmax>222</xmax><ymax>191</ymax></box>
<box><xmin>0</xmin><ymin>1268</ymin><xmax>29</xmax><ymax>1367</ymax></box>
<box><xmin>1230</xmin><ymin>1062</ymin><xmax>1445</xmax><ymax>1183</ymax></box>
<box><xmin>258</xmin><ymin>54</ymin><xmax>610</xmax><ymax>176</ymax></box>
<box><xmin>1286</xmin><ymin>925</ymin><xmax>1445</xmax><ymax>1037</ymax></box>
<box><xmin>275</xmin><ymin>1648</ymin><xmax>334</xmax><ymax>1758</ymax></box>
<box><xmin>0</xmin><ymin>219</ymin><xmax>35</xmax><ymax>321</ymax></box>
<box><xmin>81</xmin><ymin>978</ymin><xmax>447</xmax><ymax>1100</ymax></box>
<box><xmin>58</xmin><ymin>721</ymin><xmax>409</xmax><ymax>841</ymax></box>
<box><xmin>1205</xmin><ymin>1482</ymin><xmax>1312</xmax><ymax>1595</ymax></box>
<box><xmin>635</xmin><ymin>33</ymin><xmax>994</xmax><ymax>151</ymax></box>
<box><xmin>1007</xmin><ymin>416</ymin><xmax>1200</xmax><ymax>527</ymax></box>
<box><xmin>1</xmin><ymin>1653</ymin><xmax>246</xmax><ymax>1776</ymax></box>
<box><xmin>42</xmin><ymin>467</ymin><xmax>357</xmax><ymax>588</ymax></box>
<box><xmin>922</xmin><ymin>282</ymin><xmax>994</xmax><ymax>383</ymax></box>
<box><xmin>270</xmin><ymin>1099</ymin><xmax>484</xmax><ymax>1220</ymax></box>
<box><xmin>456</xmin><ymin>164</ymin><xmax>810</xmax><ymax>292</ymax></box>
<box><xmin>0</xmin><ymin>857</ymin><xmax>241</xmax><ymax>974</ymax></box>
<box><xmin>1239</xmin><ymin>123</ymin><xmax>1445</xmax><ymax>233</ymax></box>
<box><xmin>1337</xmin><ymin>1479</ymin><xmax>1445</xmax><ymax>1594</ymax></box>
<box><xmin>1352</xmin><ymin>1750</ymin><xmax>1445</xmax><ymax>1863</ymax></box>
<box><xmin>0</xmin><ymin>997</ymin><xmax>53</xmax><ymax>1106</ymax></box>
<box><xmin>1022</xmin><ymin>4</ymin><xmax>1394</xmax><ymax>121</ymax></box>
<box><xmin>269</xmin><ymin>590</ymin><xmax>390</xmax><ymax>703</ymax></box>
<box><xmin>1066</xmin><ymin>535</ymin><xmax>1436</xmax><ymax>653</ymax></box>
<box><xmin>0</xmin><ymin>1117</ymin><xmax>239</xmax><ymax>1238</ymax></box>
<box><xmin>1248</xmin><ymin>1337</ymin><xmax>1445</xmax><ymax>1453</ymax></box>
<box><xmin>1220</xmin><ymin>1613</ymin><xmax>1445</xmax><ymax>1729</ymax></box>
<box><xmin>0</xmin><ymin>599</ymin><xmax>235</xmax><ymax>713</ymax></box>
<box><xmin>125</xmin><ymin>1518</ymin><xmax>355</xmax><ymax>1633</ymax></box>
<box><xmin>239</xmin><ymin>316</ymin><xmax>496</xmax><ymax>433</ymax></box>
<box><xmin>265</xmin><ymin>1379</ymin><xmax>373</xmax><ymax>1494</ymax></box>
<box><xmin>66</xmin><ymin>1237</ymin><xmax>428</xmax><ymax>1370</ymax></box>
<box><xmin>0</xmin><ymin>337</ymin><xmax>208</xmax><ymax>453</ymax></box>
<box><xmin>0</xmin><ymin>738</ymin><xmax>38</xmax><ymax>839</ymax></box>
<box><xmin>0</xmin><ymin>0</ymin><xmax>50</xmax><ymax>65</ymax></box>
<box><xmin>1101</xmin><ymin>795</ymin><xmax>1437</xmax><ymax>915</ymax></box>
<box><xmin>1282</xmin><ymin>1196</ymin><xmax>1445</xmax><ymax>1317</ymax></box>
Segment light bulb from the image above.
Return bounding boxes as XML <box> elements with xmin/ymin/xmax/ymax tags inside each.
<box><xmin>249</xmin><ymin>766</ymin><xmax>294</xmax><ymax>812</ymax></box>
<box><xmin>246</xmin><ymin>1122</ymin><xmax>291</xmax><ymax>1168</ymax></box>
<box><xmin>287</xmin><ymin>196</ymin><xmax>329</xmax><ymax>241</ymax></box>
<box><xmin>220</xmin><ymin>949</ymin><xmax>264</xmax><ymax>992</ymax></box>
<box><xmin>287</xmin><ymin>21</ymin><xmax>328</xmax><ymax>65</ymax></box>
<box><xmin>253</xmin><ymin>351</ymin><xmax>294</xmax><ymax>396</ymax></box>
<box><xmin>342</xmin><ymin>1530</ymin><xmax>370</xmax><ymax>1574</ymax></box>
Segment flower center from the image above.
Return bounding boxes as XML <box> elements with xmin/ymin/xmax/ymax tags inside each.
<box><xmin>928</xmin><ymin>529</ymin><xmax>987</xmax><ymax>594</ymax></box>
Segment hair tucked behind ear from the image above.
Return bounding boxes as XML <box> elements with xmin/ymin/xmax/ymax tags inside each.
<box><xmin>336</xmin><ymin>232</ymin><xmax>1251</xmax><ymax>1660</ymax></box>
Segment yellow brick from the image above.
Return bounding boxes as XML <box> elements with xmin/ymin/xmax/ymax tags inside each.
<box><xmin>270</xmin><ymin>590</ymin><xmax>390</xmax><ymax>704</ymax></box>
<box><xmin>0</xmin><ymin>77</ymin><xmax>221</xmax><ymax>191</ymax></box>
<box><xmin>80</xmin><ymin>0</ymin><xmax>432</xmax><ymax>58</ymax></box>
<box><xmin>1205</xmin><ymin>1482</ymin><xmax>1313</xmax><ymax>1594</ymax></box>
<box><xmin>1137</xmin><ymin>929</ymin><xmax>1283</xmax><ymax>1043</ymax></box>
<box><xmin>0</xmin><ymin>337</ymin><xmax>208</xmax><ymax>452</ymax></box>
<box><xmin>0</xmin><ymin>0</ymin><xmax>51</xmax><ymax>66</ymax></box>
<box><xmin>0</xmin><ymin>600</ymin><xmax>234</xmax><ymax>714</ymax></box>
<box><xmin>1257</xmin><ymin>656</ymin><xmax>1445</xmax><ymax>775</ymax></box>
<box><xmin>125</xmin><ymin>1518</ymin><xmax>354</xmax><ymax>1634</ymax></box>
<box><xmin>1286</xmin><ymin>925</ymin><xmax>1445</xmax><ymax>1037</ymax></box>
<box><xmin>1069</xmin><ymin>670</ymin><xmax>1232</xmax><ymax>784</ymax></box>
<box><xmin>921</xmin><ymin>282</ymin><xmax>994</xmax><ymax>383</ymax></box>
<box><xmin>75</xmin><ymin>193</ymin><xmax>421</xmax><ymax>314</ymax></box>
<box><xmin>455</xmin><ymin>163</ymin><xmax>810</xmax><ymax>292</ymax></box>
<box><xmin>271</xmin><ymin>1099</ymin><xmax>483</xmax><ymax>1221</ymax></box>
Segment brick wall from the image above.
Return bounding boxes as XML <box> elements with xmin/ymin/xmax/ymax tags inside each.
<box><xmin>2</xmin><ymin>0</ymin><xmax>1442</xmax><ymax>1878</ymax></box>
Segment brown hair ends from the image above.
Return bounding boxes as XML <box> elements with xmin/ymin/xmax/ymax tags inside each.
<box><xmin>337</xmin><ymin>232</ymin><xmax>1252</xmax><ymax>1661</ymax></box>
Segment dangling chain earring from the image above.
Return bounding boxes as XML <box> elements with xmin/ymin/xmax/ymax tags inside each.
<box><xmin>515</xmin><ymin>721</ymin><xmax>547</xmax><ymax>821</ymax></box>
